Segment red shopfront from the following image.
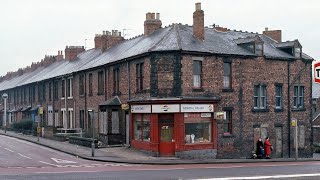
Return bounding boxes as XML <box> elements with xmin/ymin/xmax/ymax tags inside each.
<box><xmin>130</xmin><ymin>102</ymin><xmax>218</xmax><ymax>158</ymax></box>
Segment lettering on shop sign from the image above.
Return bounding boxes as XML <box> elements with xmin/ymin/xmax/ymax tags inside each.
<box><xmin>152</xmin><ymin>104</ymin><xmax>180</xmax><ymax>113</ymax></box>
<box><xmin>131</xmin><ymin>105</ymin><xmax>151</xmax><ymax>113</ymax></box>
<box><xmin>181</xmin><ymin>104</ymin><xmax>214</xmax><ymax>112</ymax></box>
<box><xmin>314</xmin><ymin>62</ymin><xmax>320</xmax><ymax>84</ymax></box>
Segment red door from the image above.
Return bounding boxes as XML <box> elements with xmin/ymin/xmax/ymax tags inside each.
<box><xmin>159</xmin><ymin>114</ymin><xmax>175</xmax><ymax>156</ymax></box>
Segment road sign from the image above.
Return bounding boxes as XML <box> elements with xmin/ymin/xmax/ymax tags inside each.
<box><xmin>314</xmin><ymin>62</ymin><xmax>320</xmax><ymax>84</ymax></box>
<box><xmin>291</xmin><ymin>118</ymin><xmax>297</xmax><ymax>127</ymax></box>
<box><xmin>38</xmin><ymin>107</ymin><xmax>43</xmax><ymax>115</ymax></box>
<box><xmin>2</xmin><ymin>93</ymin><xmax>8</xmax><ymax>99</ymax></box>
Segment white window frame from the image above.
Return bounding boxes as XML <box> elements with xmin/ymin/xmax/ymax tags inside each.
<box><xmin>192</xmin><ymin>57</ymin><xmax>203</xmax><ymax>88</ymax></box>
<box><xmin>67</xmin><ymin>77</ymin><xmax>73</xmax><ymax>99</ymax></box>
<box><xmin>254</xmin><ymin>85</ymin><xmax>267</xmax><ymax>109</ymax></box>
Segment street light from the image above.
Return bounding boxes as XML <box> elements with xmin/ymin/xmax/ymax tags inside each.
<box><xmin>2</xmin><ymin>93</ymin><xmax>8</xmax><ymax>133</ymax></box>
<box><xmin>88</xmin><ymin>109</ymin><xmax>95</xmax><ymax>157</ymax></box>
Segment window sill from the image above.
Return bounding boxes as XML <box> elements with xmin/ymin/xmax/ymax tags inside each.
<box><xmin>222</xmin><ymin>88</ymin><xmax>234</xmax><ymax>92</ymax></box>
<box><xmin>88</xmin><ymin>93</ymin><xmax>93</xmax><ymax>97</ymax></box>
<box><xmin>185</xmin><ymin>142</ymin><xmax>213</xmax><ymax>145</ymax></box>
<box><xmin>67</xmin><ymin>97</ymin><xmax>73</xmax><ymax>99</ymax></box>
<box><xmin>192</xmin><ymin>88</ymin><xmax>204</xmax><ymax>92</ymax></box>
<box><xmin>112</xmin><ymin>92</ymin><xmax>122</xmax><ymax>96</ymax></box>
<box><xmin>274</xmin><ymin>108</ymin><xmax>283</xmax><ymax>112</ymax></box>
<box><xmin>97</xmin><ymin>93</ymin><xmax>104</xmax><ymax>96</ymax></box>
<box><xmin>223</xmin><ymin>133</ymin><xmax>234</xmax><ymax>138</ymax></box>
<box><xmin>292</xmin><ymin>108</ymin><xmax>306</xmax><ymax>112</ymax></box>
<box><xmin>79</xmin><ymin>94</ymin><xmax>85</xmax><ymax>98</ymax></box>
<box><xmin>61</xmin><ymin>97</ymin><xmax>65</xmax><ymax>100</ymax></box>
<box><xmin>252</xmin><ymin>108</ymin><xmax>269</xmax><ymax>113</ymax></box>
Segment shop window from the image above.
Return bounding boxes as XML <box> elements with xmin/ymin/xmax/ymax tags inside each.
<box><xmin>184</xmin><ymin>113</ymin><xmax>211</xmax><ymax>144</ymax></box>
<box><xmin>134</xmin><ymin>114</ymin><xmax>150</xmax><ymax>141</ymax></box>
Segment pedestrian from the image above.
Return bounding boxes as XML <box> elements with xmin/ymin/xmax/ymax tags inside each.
<box><xmin>256</xmin><ymin>137</ymin><xmax>264</xmax><ymax>159</ymax></box>
<box><xmin>264</xmin><ymin>137</ymin><xmax>272</xmax><ymax>159</ymax></box>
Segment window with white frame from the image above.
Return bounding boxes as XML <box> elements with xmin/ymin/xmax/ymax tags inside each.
<box><xmin>67</xmin><ymin>78</ymin><xmax>73</xmax><ymax>98</ymax></box>
<box><xmin>275</xmin><ymin>85</ymin><xmax>282</xmax><ymax>109</ymax></box>
<box><xmin>68</xmin><ymin>108</ymin><xmax>74</xmax><ymax>128</ymax></box>
<box><xmin>193</xmin><ymin>57</ymin><xmax>203</xmax><ymax>88</ymax></box>
<box><xmin>254</xmin><ymin>85</ymin><xmax>266</xmax><ymax>109</ymax></box>
<box><xmin>294</xmin><ymin>86</ymin><xmax>304</xmax><ymax>108</ymax></box>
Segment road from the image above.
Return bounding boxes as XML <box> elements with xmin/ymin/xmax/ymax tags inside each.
<box><xmin>1</xmin><ymin>135</ymin><xmax>320</xmax><ymax>180</ymax></box>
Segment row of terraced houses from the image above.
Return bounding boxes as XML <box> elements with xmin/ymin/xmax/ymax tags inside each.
<box><xmin>0</xmin><ymin>3</ymin><xmax>314</xmax><ymax>159</ymax></box>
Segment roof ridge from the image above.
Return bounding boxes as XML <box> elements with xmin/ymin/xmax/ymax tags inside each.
<box><xmin>148</xmin><ymin>26</ymin><xmax>175</xmax><ymax>52</ymax></box>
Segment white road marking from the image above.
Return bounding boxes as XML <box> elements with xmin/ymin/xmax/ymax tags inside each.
<box><xmin>4</xmin><ymin>148</ymin><xmax>14</xmax><ymax>152</ymax></box>
<box><xmin>18</xmin><ymin>153</ymin><xmax>32</xmax><ymax>159</ymax></box>
<box><xmin>51</xmin><ymin>158</ymin><xmax>77</xmax><ymax>164</ymax></box>
<box><xmin>36</xmin><ymin>170</ymin><xmax>103</xmax><ymax>174</ymax></box>
<box><xmin>196</xmin><ymin>173</ymin><xmax>320</xmax><ymax>180</ymax></box>
<box><xmin>39</xmin><ymin>161</ymin><xmax>59</xmax><ymax>167</ymax></box>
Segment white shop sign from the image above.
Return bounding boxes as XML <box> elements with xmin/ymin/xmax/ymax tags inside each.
<box><xmin>181</xmin><ymin>104</ymin><xmax>214</xmax><ymax>112</ymax></box>
<box><xmin>152</xmin><ymin>104</ymin><xmax>180</xmax><ymax>113</ymax></box>
<box><xmin>131</xmin><ymin>105</ymin><xmax>151</xmax><ymax>113</ymax></box>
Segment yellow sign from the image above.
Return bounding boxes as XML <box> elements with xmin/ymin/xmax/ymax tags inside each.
<box><xmin>121</xmin><ymin>103</ymin><xmax>129</xmax><ymax>110</ymax></box>
<box><xmin>38</xmin><ymin>107</ymin><xmax>43</xmax><ymax>115</ymax></box>
<box><xmin>37</xmin><ymin>127</ymin><xmax>41</xmax><ymax>133</ymax></box>
<box><xmin>291</xmin><ymin>118</ymin><xmax>297</xmax><ymax>127</ymax></box>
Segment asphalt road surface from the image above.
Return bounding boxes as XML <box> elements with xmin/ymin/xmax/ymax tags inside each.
<box><xmin>1</xmin><ymin>135</ymin><xmax>320</xmax><ymax>180</ymax></box>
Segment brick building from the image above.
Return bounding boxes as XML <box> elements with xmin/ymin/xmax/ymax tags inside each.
<box><xmin>0</xmin><ymin>3</ymin><xmax>314</xmax><ymax>158</ymax></box>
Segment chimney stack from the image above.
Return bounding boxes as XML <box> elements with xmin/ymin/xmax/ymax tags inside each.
<box><xmin>144</xmin><ymin>12</ymin><xmax>162</xmax><ymax>36</ymax></box>
<box><xmin>65</xmin><ymin>46</ymin><xmax>85</xmax><ymax>61</ymax></box>
<box><xmin>94</xmin><ymin>30</ymin><xmax>125</xmax><ymax>51</ymax></box>
<box><xmin>56</xmin><ymin>50</ymin><xmax>64</xmax><ymax>61</ymax></box>
<box><xmin>263</xmin><ymin>27</ymin><xmax>282</xmax><ymax>42</ymax></box>
<box><xmin>193</xmin><ymin>2</ymin><xmax>204</xmax><ymax>40</ymax></box>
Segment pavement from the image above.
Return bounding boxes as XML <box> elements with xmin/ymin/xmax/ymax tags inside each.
<box><xmin>0</xmin><ymin>129</ymin><xmax>319</xmax><ymax>165</ymax></box>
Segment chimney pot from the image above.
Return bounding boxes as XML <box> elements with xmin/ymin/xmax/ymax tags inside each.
<box><xmin>151</xmin><ymin>13</ymin><xmax>155</xmax><ymax>19</ymax></box>
<box><xmin>119</xmin><ymin>32</ymin><xmax>122</xmax><ymax>37</ymax></box>
<box><xmin>156</xmin><ymin>13</ymin><xmax>160</xmax><ymax>20</ymax></box>
<box><xmin>195</xmin><ymin>2</ymin><xmax>201</xmax><ymax>11</ymax></box>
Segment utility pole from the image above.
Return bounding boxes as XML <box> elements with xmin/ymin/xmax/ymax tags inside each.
<box><xmin>2</xmin><ymin>93</ymin><xmax>8</xmax><ymax>133</ymax></box>
<box><xmin>88</xmin><ymin>109</ymin><xmax>95</xmax><ymax>157</ymax></box>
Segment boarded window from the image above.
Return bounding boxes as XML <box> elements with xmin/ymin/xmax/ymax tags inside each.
<box><xmin>111</xmin><ymin>110</ymin><xmax>119</xmax><ymax>134</ymax></box>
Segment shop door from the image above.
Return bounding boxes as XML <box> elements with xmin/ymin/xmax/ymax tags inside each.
<box><xmin>159</xmin><ymin>114</ymin><xmax>175</xmax><ymax>156</ymax></box>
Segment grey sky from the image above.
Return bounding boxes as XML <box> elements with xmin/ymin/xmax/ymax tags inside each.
<box><xmin>0</xmin><ymin>0</ymin><xmax>319</xmax><ymax>76</ymax></box>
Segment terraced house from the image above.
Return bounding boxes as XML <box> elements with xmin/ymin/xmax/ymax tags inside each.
<box><xmin>0</xmin><ymin>3</ymin><xmax>314</xmax><ymax>158</ymax></box>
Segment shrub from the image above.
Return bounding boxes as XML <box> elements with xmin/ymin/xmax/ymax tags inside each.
<box><xmin>12</xmin><ymin>120</ymin><xmax>34</xmax><ymax>131</ymax></box>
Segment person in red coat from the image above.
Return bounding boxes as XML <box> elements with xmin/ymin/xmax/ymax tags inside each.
<box><xmin>264</xmin><ymin>137</ymin><xmax>272</xmax><ymax>159</ymax></box>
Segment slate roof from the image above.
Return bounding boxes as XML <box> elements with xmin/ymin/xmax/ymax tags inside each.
<box><xmin>100</xmin><ymin>96</ymin><xmax>121</xmax><ymax>106</ymax></box>
<box><xmin>0</xmin><ymin>24</ymin><xmax>314</xmax><ymax>91</ymax></box>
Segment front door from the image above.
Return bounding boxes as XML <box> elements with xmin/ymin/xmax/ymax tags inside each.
<box><xmin>159</xmin><ymin>114</ymin><xmax>175</xmax><ymax>156</ymax></box>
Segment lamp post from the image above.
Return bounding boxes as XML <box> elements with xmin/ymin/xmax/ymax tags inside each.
<box><xmin>88</xmin><ymin>109</ymin><xmax>95</xmax><ymax>157</ymax></box>
<box><xmin>2</xmin><ymin>93</ymin><xmax>8</xmax><ymax>133</ymax></box>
